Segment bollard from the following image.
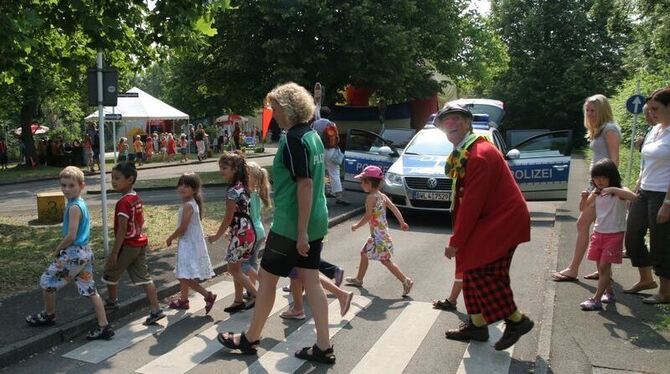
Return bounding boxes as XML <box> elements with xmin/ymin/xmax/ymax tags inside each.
<box><xmin>36</xmin><ymin>192</ymin><xmax>65</xmax><ymax>224</ymax></box>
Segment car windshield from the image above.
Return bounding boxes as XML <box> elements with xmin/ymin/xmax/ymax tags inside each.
<box><xmin>404</xmin><ymin>129</ymin><xmax>453</xmax><ymax>156</ymax></box>
<box><xmin>463</xmin><ymin>104</ymin><xmax>503</xmax><ymax>124</ymax></box>
<box><xmin>380</xmin><ymin>128</ymin><xmax>416</xmax><ymax>149</ymax></box>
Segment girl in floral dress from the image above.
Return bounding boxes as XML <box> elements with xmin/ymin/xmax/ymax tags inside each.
<box><xmin>345</xmin><ymin>165</ymin><xmax>413</xmax><ymax>296</ymax></box>
<box><xmin>208</xmin><ymin>152</ymin><xmax>257</xmax><ymax>312</ymax></box>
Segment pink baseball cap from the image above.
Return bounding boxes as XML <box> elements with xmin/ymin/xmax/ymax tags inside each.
<box><xmin>354</xmin><ymin>165</ymin><xmax>384</xmax><ymax>180</ymax></box>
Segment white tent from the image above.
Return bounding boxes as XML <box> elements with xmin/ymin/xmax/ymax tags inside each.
<box><xmin>85</xmin><ymin>87</ymin><xmax>189</xmax><ymax>121</ymax></box>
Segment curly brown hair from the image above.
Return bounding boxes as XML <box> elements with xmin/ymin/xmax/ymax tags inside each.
<box><xmin>218</xmin><ymin>151</ymin><xmax>249</xmax><ymax>187</ymax></box>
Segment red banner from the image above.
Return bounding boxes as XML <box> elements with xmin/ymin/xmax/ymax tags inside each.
<box><xmin>261</xmin><ymin>106</ymin><xmax>273</xmax><ymax>140</ymax></box>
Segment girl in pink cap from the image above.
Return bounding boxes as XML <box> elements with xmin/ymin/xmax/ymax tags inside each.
<box><xmin>345</xmin><ymin>165</ymin><xmax>413</xmax><ymax>296</ymax></box>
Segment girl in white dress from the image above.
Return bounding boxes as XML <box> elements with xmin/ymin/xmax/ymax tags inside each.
<box><xmin>166</xmin><ymin>173</ymin><xmax>217</xmax><ymax>314</ymax></box>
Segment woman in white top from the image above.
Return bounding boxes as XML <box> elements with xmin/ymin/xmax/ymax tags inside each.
<box><xmin>624</xmin><ymin>86</ymin><xmax>670</xmax><ymax>304</ymax></box>
<box><xmin>553</xmin><ymin>94</ymin><xmax>621</xmax><ymax>282</ymax></box>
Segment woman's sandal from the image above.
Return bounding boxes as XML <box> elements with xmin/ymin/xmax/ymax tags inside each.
<box><xmin>583</xmin><ymin>272</ymin><xmax>600</xmax><ymax>280</ymax></box>
<box><xmin>217</xmin><ymin>332</ymin><xmax>259</xmax><ymax>355</ymax></box>
<box><xmin>223</xmin><ymin>301</ymin><xmax>247</xmax><ymax>313</ymax></box>
<box><xmin>295</xmin><ymin>344</ymin><xmax>336</xmax><ymax>364</ymax></box>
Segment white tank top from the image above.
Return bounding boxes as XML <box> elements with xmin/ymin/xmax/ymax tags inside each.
<box><xmin>594</xmin><ymin>193</ymin><xmax>627</xmax><ymax>233</ymax></box>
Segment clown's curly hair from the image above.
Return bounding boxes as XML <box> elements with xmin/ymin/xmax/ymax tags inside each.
<box><xmin>218</xmin><ymin>151</ymin><xmax>249</xmax><ymax>187</ymax></box>
<box><xmin>266</xmin><ymin>82</ymin><xmax>315</xmax><ymax>125</ymax></box>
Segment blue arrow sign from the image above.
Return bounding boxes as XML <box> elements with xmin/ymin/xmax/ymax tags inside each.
<box><xmin>626</xmin><ymin>95</ymin><xmax>645</xmax><ymax>114</ymax></box>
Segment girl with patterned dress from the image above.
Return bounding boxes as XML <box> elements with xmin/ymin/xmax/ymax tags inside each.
<box><xmin>165</xmin><ymin>173</ymin><xmax>217</xmax><ymax>314</ymax></box>
<box><xmin>208</xmin><ymin>152</ymin><xmax>257</xmax><ymax>312</ymax></box>
<box><xmin>345</xmin><ymin>165</ymin><xmax>413</xmax><ymax>296</ymax></box>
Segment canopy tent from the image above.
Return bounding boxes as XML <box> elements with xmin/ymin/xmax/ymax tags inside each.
<box><xmin>216</xmin><ymin>114</ymin><xmax>248</xmax><ymax>124</ymax></box>
<box><xmin>85</xmin><ymin>87</ymin><xmax>189</xmax><ymax>121</ymax></box>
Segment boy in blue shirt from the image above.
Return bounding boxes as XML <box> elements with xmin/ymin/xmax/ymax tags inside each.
<box><xmin>25</xmin><ymin>166</ymin><xmax>114</xmax><ymax>340</ymax></box>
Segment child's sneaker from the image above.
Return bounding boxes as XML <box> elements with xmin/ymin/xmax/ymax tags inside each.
<box><xmin>345</xmin><ymin>277</ymin><xmax>363</xmax><ymax>287</ymax></box>
<box><xmin>104</xmin><ymin>299</ymin><xmax>120</xmax><ymax>311</ymax></box>
<box><xmin>25</xmin><ymin>311</ymin><xmax>55</xmax><ymax>327</ymax></box>
<box><xmin>402</xmin><ymin>278</ymin><xmax>414</xmax><ymax>297</ymax></box>
<box><xmin>580</xmin><ymin>298</ymin><xmax>603</xmax><ymax>311</ymax></box>
<box><xmin>601</xmin><ymin>291</ymin><xmax>615</xmax><ymax>304</ymax></box>
<box><xmin>86</xmin><ymin>325</ymin><xmax>115</xmax><ymax>340</ymax></box>
<box><xmin>143</xmin><ymin>309</ymin><xmax>166</xmax><ymax>325</ymax></box>
<box><xmin>168</xmin><ymin>298</ymin><xmax>190</xmax><ymax>310</ymax></box>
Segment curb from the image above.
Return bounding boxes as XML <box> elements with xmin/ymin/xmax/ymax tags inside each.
<box><xmin>86</xmin><ymin>183</ymin><xmax>230</xmax><ymax>195</ymax></box>
<box><xmin>0</xmin><ymin>206</ymin><xmax>363</xmax><ymax>369</ymax></box>
<box><xmin>0</xmin><ymin>152</ymin><xmax>274</xmax><ymax>187</ymax></box>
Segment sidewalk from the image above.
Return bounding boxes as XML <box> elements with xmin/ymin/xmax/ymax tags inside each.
<box><xmin>550</xmin><ymin>155</ymin><xmax>670</xmax><ymax>374</ymax></box>
<box><xmin>0</xmin><ymin>190</ymin><xmax>365</xmax><ymax>368</ymax></box>
<box><xmin>0</xmin><ymin>145</ymin><xmax>278</xmax><ymax>187</ymax></box>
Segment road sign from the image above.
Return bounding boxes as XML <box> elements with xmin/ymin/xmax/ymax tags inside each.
<box><xmin>118</xmin><ymin>92</ymin><xmax>139</xmax><ymax>98</ymax></box>
<box><xmin>105</xmin><ymin>113</ymin><xmax>122</xmax><ymax>121</ymax></box>
<box><xmin>626</xmin><ymin>95</ymin><xmax>645</xmax><ymax>114</ymax></box>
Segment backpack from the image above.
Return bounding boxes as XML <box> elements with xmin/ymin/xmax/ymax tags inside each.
<box><xmin>322</xmin><ymin>122</ymin><xmax>339</xmax><ymax>149</ymax></box>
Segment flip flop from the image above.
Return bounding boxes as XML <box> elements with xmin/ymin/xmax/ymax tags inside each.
<box><xmin>623</xmin><ymin>282</ymin><xmax>658</xmax><ymax>294</ymax></box>
<box><xmin>583</xmin><ymin>272</ymin><xmax>599</xmax><ymax>280</ymax></box>
<box><xmin>340</xmin><ymin>292</ymin><xmax>353</xmax><ymax>316</ymax></box>
<box><xmin>642</xmin><ymin>294</ymin><xmax>670</xmax><ymax>305</ymax></box>
<box><xmin>551</xmin><ymin>272</ymin><xmax>578</xmax><ymax>282</ymax></box>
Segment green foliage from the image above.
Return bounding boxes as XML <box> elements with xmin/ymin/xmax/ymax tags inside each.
<box><xmin>490</xmin><ymin>0</ymin><xmax>632</xmax><ymax>136</ymax></box>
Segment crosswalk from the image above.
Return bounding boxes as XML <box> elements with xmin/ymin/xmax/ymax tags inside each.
<box><xmin>60</xmin><ymin>279</ymin><xmax>524</xmax><ymax>374</ymax></box>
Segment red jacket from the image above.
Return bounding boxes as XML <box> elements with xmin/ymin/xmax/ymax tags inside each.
<box><xmin>450</xmin><ymin>138</ymin><xmax>530</xmax><ymax>273</ymax></box>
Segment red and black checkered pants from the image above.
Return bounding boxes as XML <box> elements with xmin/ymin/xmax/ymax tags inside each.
<box><xmin>463</xmin><ymin>249</ymin><xmax>517</xmax><ymax>324</ymax></box>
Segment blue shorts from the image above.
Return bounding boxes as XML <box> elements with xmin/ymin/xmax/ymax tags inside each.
<box><xmin>242</xmin><ymin>236</ymin><xmax>265</xmax><ymax>274</ymax></box>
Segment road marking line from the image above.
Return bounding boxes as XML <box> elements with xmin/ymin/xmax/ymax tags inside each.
<box><xmin>456</xmin><ymin>322</ymin><xmax>513</xmax><ymax>374</ymax></box>
<box><xmin>135</xmin><ymin>288</ymin><xmax>290</xmax><ymax>374</ymax></box>
<box><xmin>62</xmin><ymin>280</ymin><xmax>236</xmax><ymax>364</ymax></box>
<box><xmin>240</xmin><ymin>295</ymin><xmax>372</xmax><ymax>374</ymax></box>
<box><xmin>350</xmin><ymin>301</ymin><xmax>440</xmax><ymax>374</ymax></box>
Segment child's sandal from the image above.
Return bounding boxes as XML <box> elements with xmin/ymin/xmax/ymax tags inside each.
<box><xmin>168</xmin><ymin>298</ymin><xmax>190</xmax><ymax>310</ymax></box>
<box><xmin>26</xmin><ymin>311</ymin><xmax>55</xmax><ymax>326</ymax></box>
<box><xmin>223</xmin><ymin>301</ymin><xmax>247</xmax><ymax>313</ymax></box>
<box><xmin>217</xmin><ymin>332</ymin><xmax>259</xmax><ymax>355</ymax></box>
<box><xmin>294</xmin><ymin>344</ymin><xmax>336</xmax><ymax>364</ymax></box>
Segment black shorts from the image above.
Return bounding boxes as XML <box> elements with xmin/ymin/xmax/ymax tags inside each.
<box><xmin>260</xmin><ymin>231</ymin><xmax>323</xmax><ymax>277</ymax></box>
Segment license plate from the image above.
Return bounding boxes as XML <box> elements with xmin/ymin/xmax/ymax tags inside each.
<box><xmin>412</xmin><ymin>191</ymin><xmax>451</xmax><ymax>201</ymax></box>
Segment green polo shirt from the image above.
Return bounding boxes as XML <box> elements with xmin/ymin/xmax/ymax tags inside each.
<box><xmin>271</xmin><ymin>123</ymin><xmax>328</xmax><ymax>241</ymax></box>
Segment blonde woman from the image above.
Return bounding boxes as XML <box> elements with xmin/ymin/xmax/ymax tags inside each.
<box><xmin>553</xmin><ymin>94</ymin><xmax>621</xmax><ymax>282</ymax></box>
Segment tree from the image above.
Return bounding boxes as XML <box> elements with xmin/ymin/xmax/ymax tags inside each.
<box><xmin>490</xmin><ymin>0</ymin><xmax>632</xmax><ymax>137</ymax></box>
<box><xmin>0</xmin><ymin>0</ymin><xmax>225</xmax><ymax>164</ymax></box>
<box><xmin>181</xmin><ymin>0</ymin><xmax>476</xmax><ymax>114</ymax></box>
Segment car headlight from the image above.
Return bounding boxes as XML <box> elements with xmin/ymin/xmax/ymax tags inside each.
<box><xmin>385</xmin><ymin>172</ymin><xmax>403</xmax><ymax>186</ymax></box>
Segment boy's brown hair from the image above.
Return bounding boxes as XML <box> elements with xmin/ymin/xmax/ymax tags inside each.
<box><xmin>59</xmin><ymin>166</ymin><xmax>85</xmax><ymax>184</ymax></box>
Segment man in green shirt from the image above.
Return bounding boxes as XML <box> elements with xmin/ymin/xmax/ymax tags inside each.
<box><xmin>218</xmin><ymin>83</ymin><xmax>336</xmax><ymax>364</ymax></box>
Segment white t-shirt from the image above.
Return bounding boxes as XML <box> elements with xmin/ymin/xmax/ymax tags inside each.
<box><xmin>640</xmin><ymin>124</ymin><xmax>670</xmax><ymax>192</ymax></box>
<box><xmin>594</xmin><ymin>193</ymin><xmax>627</xmax><ymax>233</ymax></box>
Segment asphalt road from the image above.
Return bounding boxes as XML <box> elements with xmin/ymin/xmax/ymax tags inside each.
<box><xmin>0</xmin><ymin>201</ymin><xmax>559</xmax><ymax>374</ymax></box>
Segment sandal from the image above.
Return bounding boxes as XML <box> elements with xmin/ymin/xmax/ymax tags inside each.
<box><xmin>224</xmin><ymin>301</ymin><xmax>247</xmax><ymax>313</ymax></box>
<box><xmin>295</xmin><ymin>344</ymin><xmax>336</xmax><ymax>364</ymax></box>
<box><xmin>551</xmin><ymin>272</ymin><xmax>578</xmax><ymax>282</ymax></box>
<box><xmin>583</xmin><ymin>272</ymin><xmax>599</xmax><ymax>280</ymax></box>
<box><xmin>341</xmin><ymin>292</ymin><xmax>354</xmax><ymax>316</ymax></box>
<box><xmin>642</xmin><ymin>294</ymin><xmax>670</xmax><ymax>305</ymax></box>
<box><xmin>25</xmin><ymin>311</ymin><xmax>55</xmax><ymax>326</ymax></box>
<box><xmin>623</xmin><ymin>281</ymin><xmax>658</xmax><ymax>294</ymax></box>
<box><xmin>168</xmin><ymin>298</ymin><xmax>190</xmax><ymax>310</ymax></box>
<box><xmin>432</xmin><ymin>299</ymin><xmax>457</xmax><ymax>311</ymax></box>
<box><xmin>217</xmin><ymin>332</ymin><xmax>259</xmax><ymax>355</ymax></box>
<box><xmin>204</xmin><ymin>292</ymin><xmax>217</xmax><ymax>315</ymax></box>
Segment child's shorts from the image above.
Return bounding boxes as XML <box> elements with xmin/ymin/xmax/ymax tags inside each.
<box><xmin>40</xmin><ymin>245</ymin><xmax>97</xmax><ymax>296</ymax></box>
<box><xmin>180</xmin><ymin>148</ymin><xmax>187</xmax><ymax>155</ymax></box>
<box><xmin>242</xmin><ymin>238</ymin><xmax>264</xmax><ymax>275</ymax></box>
<box><xmin>102</xmin><ymin>245</ymin><xmax>153</xmax><ymax>286</ymax></box>
<box><xmin>587</xmin><ymin>231</ymin><xmax>624</xmax><ymax>264</ymax></box>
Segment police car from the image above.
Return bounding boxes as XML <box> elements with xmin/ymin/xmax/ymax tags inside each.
<box><xmin>343</xmin><ymin>115</ymin><xmax>572</xmax><ymax>211</ymax></box>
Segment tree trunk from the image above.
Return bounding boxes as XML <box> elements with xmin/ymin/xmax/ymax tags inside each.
<box><xmin>20</xmin><ymin>101</ymin><xmax>37</xmax><ymax>167</ymax></box>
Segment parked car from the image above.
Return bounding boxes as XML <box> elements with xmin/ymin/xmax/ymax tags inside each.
<box><xmin>343</xmin><ymin>119</ymin><xmax>572</xmax><ymax>212</ymax></box>
<box><xmin>445</xmin><ymin>98</ymin><xmax>505</xmax><ymax>128</ymax></box>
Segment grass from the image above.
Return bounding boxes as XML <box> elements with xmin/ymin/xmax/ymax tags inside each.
<box><xmin>134</xmin><ymin>171</ymin><xmax>224</xmax><ymax>190</ymax></box>
<box><xmin>582</xmin><ymin>145</ymin><xmax>641</xmax><ymax>189</ymax></box>
<box><xmin>0</xmin><ymin>201</ymin><xmax>226</xmax><ymax>300</ymax></box>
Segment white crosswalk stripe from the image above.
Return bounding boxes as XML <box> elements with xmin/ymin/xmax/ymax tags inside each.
<box><xmin>58</xmin><ymin>278</ymin><xmax>522</xmax><ymax>374</ymax></box>
<box><xmin>135</xmin><ymin>288</ymin><xmax>291</xmax><ymax>374</ymax></box>
<box><xmin>240</xmin><ymin>295</ymin><xmax>371</xmax><ymax>374</ymax></box>
<box><xmin>62</xmin><ymin>280</ymin><xmax>236</xmax><ymax>364</ymax></box>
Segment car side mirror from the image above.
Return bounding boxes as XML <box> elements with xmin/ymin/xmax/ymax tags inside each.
<box><xmin>506</xmin><ymin>149</ymin><xmax>520</xmax><ymax>160</ymax></box>
<box><xmin>378</xmin><ymin>146</ymin><xmax>395</xmax><ymax>156</ymax></box>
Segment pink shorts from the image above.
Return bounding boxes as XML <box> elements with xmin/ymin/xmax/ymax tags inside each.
<box><xmin>587</xmin><ymin>231</ymin><xmax>624</xmax><ymax>264</ymax></box>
